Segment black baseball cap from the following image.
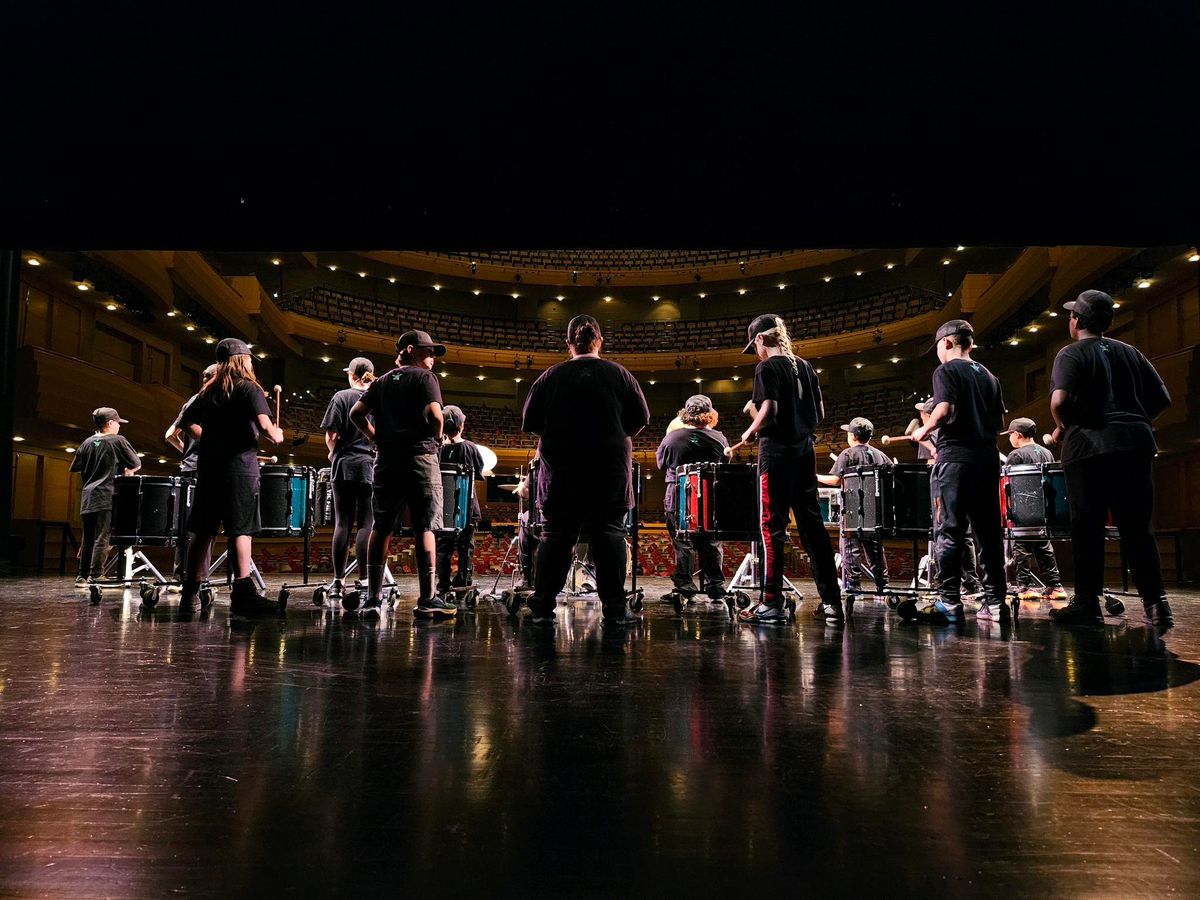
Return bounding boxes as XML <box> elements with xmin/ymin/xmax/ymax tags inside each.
<box><xmin>215</xmin><ymin>337</ymin><xmax>252</xmax><ymax>361</ymax></box>
<box><xmin>93</xmin><ymin>407</ymin><xmax>128</xmax><ymax>427</ymax></box>
<box><xmin>743</xmin><ymin>314</ymin><xmax>781</xmax><ymax>354</ymax></box>
<box><xmin>840</xmin><ymin>416</ymin><xmax>874</xmax><ymax>440</ymax></box>
<box><xmin>343</xmin><ymin>356</ymin><xmax>374</xmax><ymax>378</ymax></box>
<box><xmin>1062</xmin><ymin>290</ymin><xmax>1115</xmax><ymax>325</ymax></box>
<box><xmin>396</xmin><ymin>329</ymin><xmax>447</xmax><ymax>357</ymax></box>
<box><xmin>1001</xmin><ymin>417</ymin><xmax>1037</xmax><ymax>437</ymax></box>
<box><xmin>915</xmin><ymin>397</ymin><xmax>936</xmax><ymax>413</ymax></box>
<box><xmin>925</xmin><ymin>318</ymin><xmax>974</xmax><ymax>354</ymax></box>
<box><xmin>443</xmin><ymin>404</ymin><xmax>466</xmax><ymax>433</ymax></box>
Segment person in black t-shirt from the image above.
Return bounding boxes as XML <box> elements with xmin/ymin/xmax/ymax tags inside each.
<box><xmin>350</xmin><ymin>329</ymin><xmax>451</xmax><ymax>618</ymax></box>
<box><xmin>818</xmin><ymin>417</ymin><xmax>891</xmax><ymax>594</ymax></box>
<box><xmin>739</xmin><ymin>314</ymin><xmax>843</xmax><ymax>625</ymax></box>
<box><xmin>165</xmin><ymin>363</ymin><xmax>217</xmax><ymax>584</ymax></box>
<box><xmin>907</xmin><ymin>319</ymin><xmax>1009</xmax><ymax>625</ymax></box>
<box><xmin>179</xmin><ymin>339</ymin><xmax>285</xmax><ymax>616</ymax></box>
<box><xmin>1047</xmin><ymin>290</ymin><xmax>1173</xmax><ymax>628</ymax></box>
<box><xmin>656</xmin><ymin>394</ymin><xmax>730</xmax><ymax>603</ymax></box>
<box><xmin>1000</xmin><ymin>417</ymin><xmax>1066</xmax><ymax>601</ymax></box>
<box><xmin>519</xmin><ymin>315</ymin><xmax>650</xmax><ymax>626</ymax></box>
<box><xmin>436</xmin><ymin>405</ymin><xmax>492</xmax><ymax>596</ymax></box>
<box><xmin>321</xmin><ymin>356</ymin><xmax>377</xmax><ymax>598</ymax></box>
<box><xmin>70</xmin><ymin>407</ymin><xmax>141</xmax><ymax>584</ymax></box>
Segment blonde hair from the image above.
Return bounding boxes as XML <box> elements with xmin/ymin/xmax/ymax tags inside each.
<box><xmin>201</xmin><ymin>354</ymin><xmax>261</xmax><ymax>401</ymax></box>
<box><xmin>758</xmin><ymin>316</ymin><xmax>800</xmax><ymax>379</ymax></box>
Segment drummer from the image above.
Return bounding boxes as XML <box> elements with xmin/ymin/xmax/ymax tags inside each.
<box><xmin>436</xmin><ymin>405</ymin><xmax>494</xmax><ymax>599</ymax></box>
<box><xmin>656</xmin><ymin>395</ymin><xmax>729</xmax><ymax>604</ymax></box>
<box><xmin>179</xmin><ymin>338</ymin><xmax>285</xmax><ymax>616</ymax></box>
<box><xmin>1000</xmin><ymin>417</ymin><xmax>1067</xmax><ymax>602</ymax></box>
<box><xmin>165</xmin><ymin>363</ymin><xmax>218</xmax><ymax>586</ymax></box>
<box><xmin>71</xmin><ymin>407</ymin><xmax>141</xmax><ymax>586</ymax></box>
<box><xmin>320</xmin><ymin>356</ymin><xmax>377</xmax><ymax>600</ymax></box>
<box><xmin>818</xmin><ymin>416</ymin><xmax>890</xmax><ymax>595</ymax></box>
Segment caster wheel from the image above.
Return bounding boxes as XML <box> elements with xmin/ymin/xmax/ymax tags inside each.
<box><xmin>1105</xmin><ymin>596</ymin><xmax>1126</xmax><ymax>616</ymax></box>
<box><xmin>89</xmin><ymin>584</ymin><xmax>102</xmax><ymax>605</ymax></box>
<box><xmin>630</xmin><ymin>594</ymin><xmax>644</xmax><ymax>613</ymax></box>
<box><xmin>785</xmin><ymin>597</ymin><xmax>797</xmax><ymax>619</ymax></box>
<box><xmin>142</xmin><ymin>587</ymin><xmax>161</xmax><ymax>609</ymax></box>
<box><xmin>139</xmin><ymin>583</ymin><xmax>154</xmax><ymax>603</ymax></box>
<box><xmin>671</xmin><ymin>595</ymin><xmax>683</xmax><ymax>615</ymax></box>
<box><xmin>199</xmin><ymin>587</ymin><xmax>215</xmax><ymax>610</ymax></box>
<box><xmin>388</xmin><ymin>588</ymin><xmax>400</xmax><ymax>608</ymax></box>
<box><xmin>312</xmin><ymin>586</ymin><xmax>327</xmax><ymax>607</ymax></box>
<box><xmin>886</xmin><ymin>594</ymin><xmax>901</xmax><ymax>610</ymax></box>
<box><xmin>465</xmin><ymin>589</ymin><xmax>478</xmax><ymax>610</ymax></box>
<box><xmin>342</xmin><ymin>589</ymin><xmax>362</xmax><ymax>612</ymax></box>
<box><xmin>734</xmin><ymin>591</ymin><xmax>752</xmax><ymax>610</ymax></box>
<box><xmin>278</xmin><ymin>588</ymin><xmax>289</xmax><ymax>611</ymax></box>
<box><xmin>504</xmin><ymin>591</ymin><xmax>522</xmax><ymax>617</ymax></box>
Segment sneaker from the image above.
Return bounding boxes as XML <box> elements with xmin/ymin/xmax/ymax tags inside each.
<box><xmin>1045</xmin><ymin>587</ymin><xmax>1068</xmax><ymax>602</ymax></box>
<box><xmin>900</xmin><ymin>599</ymin><xmax>962</xmax><ymax>625</ymax></box>
<box><xmin>528</xmin><ymin>609</ymin><xmax>557</xmax><ymax>626</ymax></box>
<box><xmin>1017</xmin><ymin>587</ymin><xmax>1041</xmax><ymax>602</ymax></box>
<box><xmin>414</xmin><ymin>596</ymin><xmax>458</xmax><ymax>619</ymax></box>
<box><xmin>811</xmin><ymin>599</ymin><xmax>845</xmax><ymax>625</ymax></box>
<box><xmin>961</xmin><ymin>590</ymin><xmax>984</xmax><ymax>604</ymax></box>
<box><xmin>1143</xmin><ymin>598</ymin><xmax>1175</xmax><ymax>629</ymax></box>
<box><xmin>229</xmin><ymin>578</ymin><xmax>281</xmax><ymax>617</ymax></box>
<box><xmin>976</xmin><ymin>599</ymin><xmax>1011</xmax><ymax>624</ymax></box>
<box><xmin>329</xmin><ymin>579</ymin><xmax>345</xmax><ymax>599</ymax></box>
<box><xmin>602</xmin><ymin>601</ymin><xmax>641</xmax><ymax>627</ymax></box>
<box><xmin>581</xmin><ymin>580</ymin><xmax>597</xmax><ymax>593</ymax></box>
<box><xmin>359</xmin><ymin>595</ymin><xmax>384</xmax><ymax>617</ymax></box>
<box><xmin>74</xmin><ymin>576</ymin><xmax>88</xmax><ymax>588</ymax></box>
<box><xmin>737</xmin><ymin>602</ymin><xmax>788</xmax><ymax>625</ymax></box>
<box><xmin>1049</xmin><ymin>597</ymin><xmax>1103</xmax><ymax>628</ymax></box>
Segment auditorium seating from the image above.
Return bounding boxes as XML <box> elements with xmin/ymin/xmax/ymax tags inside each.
<box><xmin>279</xmin><ymin>285</ymin><xmax>946</xmax><ymax>354</ymax></box>
<box><xmin>430</xmin><ymin>249</ymin><xmax>790</xmax><ymax>272</ymax></box>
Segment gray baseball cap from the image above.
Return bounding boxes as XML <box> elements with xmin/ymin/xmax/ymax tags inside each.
<box><xmin>840</xmin><ymin>416</ymin><xmax>874</xmax><ymax>440</ymax></box>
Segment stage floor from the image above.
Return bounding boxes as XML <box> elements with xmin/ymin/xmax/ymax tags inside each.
<box><xmin>2</xmin><ymin>575</ymin><xmax>1199</xmax><ymax>898</ymax></box>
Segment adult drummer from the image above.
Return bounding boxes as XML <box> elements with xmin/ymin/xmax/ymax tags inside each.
<box><xmin>818</xmin><ymin>416</ymin><xmax>890</xmax><ymax>595</ymax></box>
<box><xmin>1000</xmin><ymin>417</ymin><xmax>1067</xmax><ymax>602</ymax></box>
<box><xmin>906</xmin><ymin>319</ymin><xmax>1008</xmax><ymax>624</ymax></box>
<box><xmin>321</xmin><ymin>357</ymin><xmax>376</xmax><ymax>600</ymax></box>
<box><xmin>165</xmin><ymin>364</ymin><xmax>218</xmax><ymax>587</ymax></box>
<box><xmin>656</xmin><ymin>394</ymin><xmax>729</xmax><ymax>604</ymax></box>
<box><xmin>71</xmin><ymin>407</ymin><xmax>141</xmax><ymax>586</ymax></box>
<box><xmin>1048</xmin><ymin>290</ymin><xmax>1173</xmax><ymax>628</ymax></box>
<box><xmin>520</xmin><ymin>314</ymin><xmax>650</xmax><ymax>626</ymax></box>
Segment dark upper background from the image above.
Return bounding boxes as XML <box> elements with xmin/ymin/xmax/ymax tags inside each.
<box><xmin>5</xmin><ymin>1</ymin><xmax>1199</xmax><ymax>248</ymax></box>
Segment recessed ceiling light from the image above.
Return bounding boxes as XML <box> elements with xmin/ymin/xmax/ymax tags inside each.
<box><xmin>157</xmin><ymin>457</ymin><xmax>167</xmax><ymax>464</ymax></box>
<box><xmin>1112</xmin><ymin>301</ymin><xmax>1122</xmax><ymax>308</ymax></box>
<box><xmin>698</xmin><ymin>292</ymin><xmax>706</xmax><ymax>298</ymax></box>
<box><xmin>511</xmin><ymin>292</ymin><xmax>520</xmax><ymax>299</ymax></box>
<box><xmin>651</xmin><ymin>295</ymin><xmax>660</xmax><ymax>301</ymax></box>
<box><xmin>438</xmin><ymin>371</ymin><xmax>448</xmax><ymax>378</ymax></box>
<box><xmin>514</xmin><ymin>377</ymin><xmax>522</xmax><ymax>383</ymax></box>
<box><xmin>1137</xmin><ymin>279</ymin><xmax>1150</xmax><ymax>289</ymax></box>
<box><xmin>105</xmin><ymin>303</ymin><xmax>118</xmax><ymax>311</ymax></box>
<box><xmin>358</xmin><ymin>272</ymin><xmax>367</xmax><ymax>279</ymax></box>
<box><xmin>737</xmin><ymin>288</ymin><xmax>747</xmax><ymax>295</ymax></box>
<box><xmin>204</xmin><ymin>336</ymin><xmax>215</xmax><ymax>344</ymax></box>
<box><xmin>890</xmin><ymin>356</ymin><xmax>900</xmax><ymax>363</ymax></box>
<box><xmin>12</xmin><ymin>436</ymin><xmax>25</xmax><ymax>442</ymax></box>
<box><xmin>327</xmin><ymin>264</ymin><xmax>337</xmax><ymax>271</ymax></box>
<box><xmin>942</xmin><ymin>259</ymin><xmax>951</xmax><ymax>266</ymax></box>
<box><xmin>185</xmin><ymin>324</ymin><xmax>196</xmax><ymax>332</ymax></box>
<box><xmin>473</xmin><ymin>290</ymin><xmax>481</xmax><ymax>296</ymax></box>
<box><xmin>555</xmin><ymin>295</ymin><xmax>564</xmax><ymax>301</ymax></box>
<box><xmin>476</xmin><ymin>374</ymin><xmax>485</xmax><ymax>381</ymax></box>
<box><xmin>166</xmin><ymin>310</ymin><xmax>176</xmax><ymax>317</ymax></box>
<box><xmin>693</xmin><ymin>377</ymin><xmax>702</xmax><ymax>384</ymax></box>
<box><xmin>257</xmin><ymin>352</ymin><xmax>267</xmax><ymax>359</ymax></box>
<box><xmin>1048</xmin><ymin>311</ymin><xmax>1058</xmax><ymax>317</ymax></box>
<box><xmin>956</xmin><ymin>245</ymin><xmax>965</xmax><ymax>252</ymax></box>
<box><xmin>1029</xmin><ymin>325</ymin><xmax>1039</xmax><ymax>332</ymax></box>
<box><xmin>777</xmin><ymin>284</ymin><xmax>786</xmax><ymax>290</ymax></box>
<box><xmin>76</xmin><ymin>282</ymin><xmax>89</xmax><ymax>291</ymax></box>
<box><xmin>26</xmin><ymin>257</ymin><xmax>40</xmax><ymax>267</ymax></box>
<box><xmin>854</xmin><ymin>363</ymin><xmax>863</xmax><ymax>369</ymax></box>
<box><xmin>388</xmin><ymin>277</ymin><xmax>397</xmax><ymax>284</ymax></box>
<box><xmin>648</xmin><ymin>379</ymin><xmax>656</xmax><ymax>385</ymax></box>
<box><xmin>823</xmin><ymin>276</ymin><xmax>832</xmax><ymax>283</ymax></box>
<box><xmin>732</xmin><ymin>375</ymin><xmax>740</xmax><ymax>381</ymax></box>
<box><xmin>270</xmin><ymin>258</ymin><xmax>281</xmax><ymax>266</ymax></box>
<box><xmin>855</xmin><ymin>271</ymin><xmax>863</xmax><ymax>277</ymax></box>
<box><xmin>1189</xmin><ymin>250</ymin><xmax>1200</xmax><ymax>263</ymax></box>
<box><xmin>272</xmin><ymin>292</ymin><xmax>279</xmax><ymax>298</ymax></box>
<box><xmin>886</xmin><ymin>263</ymin><xmax>895</xmax><ymax>270</ymax></box>
<box><xmin>432</xmin><ymin>284</ymin><xmax>441</xmax><ymax>291</ymax></box>
<box><xmin>604</xmin><ymin>296</ymin><xmax>612</xmax><ymax>302</ymax></box>
<box><xmin>65</xmin><ymin>447</ymin><xmax>75</xmax><ymax>453</ymax></box>
<box><xmin>815</xmin><ymin>368</ymin><xmax>823</xmax><ymax>374</ymax></box>
<box><xmin>1010</xmin><ymin>339</ymin><xmax>1020</xmax><ymax>346</ymax></box>
<box><xmin>320</xmin><ymin>355</ymin><xmax>331</xmax><ymax>363</ymax></box>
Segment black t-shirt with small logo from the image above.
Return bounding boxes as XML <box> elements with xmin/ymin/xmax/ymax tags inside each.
<box><xmin>180</xmin><ymin>378</ymin><xmax>272</xmax><ymax>478</ymax></box>
<box><xmin>930</xmin><ymin>358</ymin><xmax>1005</xmax><ymax>464</ymax></box>
<box><xmin>655</xmin><ymin>427</ymin><xmax>730</xmax><ymax>511</ymax></box>
<box><xmin>1050</xmin><ymin>337</ymin><xmax>1170</xmax><ymax>464</ymax></box>
<box><xmin>359</xmin><ymin>366</ymin><xmax>444</xmax><ymax>461</ymax></box>
<box><xmin>70</xmin><ymin>433</ymin><xmax>141</xmax><ymax>514</ymax></box>
<box><xmin>321</xmin><ymin>387</ymin><xmax>375</xmax><ymax>483</ymax></box>
<box><xmin>751</xmin><ymin>354</ymin><xmax>822</xmax><ymax>466</ymax></box>
<box><xmin>831</xmin><ymin>443</ymin><xmax>891</xmax><ymax>476</ymax></box>
<box><xmin>1005</xmin><ymin>443</ymin><xmax>1055</xmax><ymax>466</ymax></box>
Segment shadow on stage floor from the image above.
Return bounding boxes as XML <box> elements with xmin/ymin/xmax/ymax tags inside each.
<box><xmin>2</xmin><ymin>575</ymin><xmax>1199</xmax><ymax>898</ymax></box>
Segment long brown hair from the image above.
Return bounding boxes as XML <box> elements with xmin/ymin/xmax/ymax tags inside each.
<box><xmin>568</xmin><ymin>319</ymin><xmax>601</xmax><ymax>354</ymax></box>
<box><xmin>201</xmin><ymin>354</ymin><xmax>261</xmax><ymax>401</ymax></box>
<box><xmin>678</xmin><ymin>406</ymin><xmax>719</xmax><ymax>429</ymax></box>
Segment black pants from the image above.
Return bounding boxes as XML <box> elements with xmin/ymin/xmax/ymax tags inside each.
<box><xmin>436</xmin><ymin>522</ymin><xmax>476</xmax><ymax>591</ymax></box>
<box><xmin>665</xmin><ymin>512</ymin><xmax>724</xmax><ymax>595</ymax></box>
<box><xmin>930</xmin><ymin>458</ymin><xmax>1006</xmax><ymax>604</ymax></box>
<box><xmin>517</xmin><ymin>517</ymin><xmax>538</xmax><ymax>584</ymax></box>
<box><xmin>961</xmin><ymin>533</ymin><xmax>981</xmax><ymax>593</ymax></box>
<box><xmin>1064</xmin><ymin>450</ymin><xmax>1164</xmax><ymax>603</ymax></box>
<box><xmin>1011</xmin><ymin>540</ymin><xmax>1062</xmax><ymax>589</ymax></box>
<box><xmin>760</xmin><ymin>448</ymin><xmax>841</xmax><ymax>605</ymax></box>
<box><xmin>332</xmin><ymin>479</ymin><xmax>373</xmax><ymax>580</ymax></box>
<box><xmin>531</xmin><ymin>504</ymin><xmax>628</xmax><ymax>615</ymax></box>
<box><xmin>79</xmin><ymin>509</ymin><xmax>112</xmax><ymax>579</ymax></box>
<box><xmin>840</xmin><ymin>532</ymin><xmax>888</xmax><ymax>591</ymax></box>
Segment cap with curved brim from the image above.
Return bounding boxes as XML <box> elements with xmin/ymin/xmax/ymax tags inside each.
<box><xmin>925</xmin><ymin>319</ymin><xmax>975</xmax><ymax>354</ymax></box>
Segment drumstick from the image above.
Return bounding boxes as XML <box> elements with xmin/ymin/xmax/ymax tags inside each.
<box><xmin>257</xmin><ymin>455</ymin><xmax>278</xmax><ymax>464</ymax></box>
<box><xmin>273</xmin><ymin>385</ymin><xmax>282</xmax><ymax>424</ymax></box>
<box><xmin>1043</xmin><ymin>432</ymin><xmax>1057</xmax><ymax>447</ymax></box>
<box><xmin>724</xmin><ymin>437</ymin><xmax>756</xmax><ymax>458</ymax></box>
<box><xmin>828</xmin><ymin>452</ymin><xmax>838</xmax><ymax>462</ymax></box>
<box><xmin>880</xmin><ymin>434</ymin><xmax>918</xmax><ymax>445</ymax></box>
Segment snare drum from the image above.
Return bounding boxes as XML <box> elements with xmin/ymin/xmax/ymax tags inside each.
<box><xmin>315</xmin><ymin>468</ymin><xmax>333</xmax><ymax>527</ymax></box>
<box><xmin>818</xmin><ymin>487</ymin><xmax>842</xmax><ymax>525</ymax></box>
<box><xmin>259</xmin><ymin>465</ymin><xmax>313</xmax><ymax>536</ymax></box>
<box><xmin>111</xmin><ymin>475</ymin><xmax>191</xmax><ymax>546</ymax></box>
<box><xmin>676</xmin><ymin>462</ymin><xmax>758</xmax><ymax>540</ymax></box>
<box><xmin>438</xmin><ymin>464</ymin><xmax>472</xmax><ymax>533</ymax></box>
<box><xmin>840</xmin><ymin>464</ymin><xmax>931</xmax><ymax>538</ymax></box>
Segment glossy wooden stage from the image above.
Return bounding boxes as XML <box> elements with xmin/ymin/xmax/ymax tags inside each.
<box><xmin>2</xmin><ymin>575</ymin><xmax>1199</xmax><ymax>898</ymax></box>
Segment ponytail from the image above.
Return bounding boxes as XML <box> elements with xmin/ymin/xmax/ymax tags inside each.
<box><xmin>759</xmin><ymin>316</ymin><xmax>800</xmax><ymax>379</ymax></box>
<box><xmin>568</xmin><ymin>321</ymin><xmax>601</xmax><ymax>354</ymax></box>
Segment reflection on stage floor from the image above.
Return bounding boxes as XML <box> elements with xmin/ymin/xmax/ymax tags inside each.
<box><xmin>1</xmin><ymin>575</ymin><xmax>1199</xmax><ymax>898</ymax></box>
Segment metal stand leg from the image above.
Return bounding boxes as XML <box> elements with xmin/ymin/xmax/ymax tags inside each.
<box><xmin>209</xmin><ymin>547</ymin><xmax>266</xmax><ymax>592</ymax></box>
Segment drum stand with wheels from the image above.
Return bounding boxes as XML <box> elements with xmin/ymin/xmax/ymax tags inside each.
<box><xmin>279</xmin><ymin>560</ymin><xmax>400</xmax><ymax>611</ymax></box>
<box><xmin>209</xmin><ymin>543</ymin><xmax>267</xmax><ymax>591</ymax></box>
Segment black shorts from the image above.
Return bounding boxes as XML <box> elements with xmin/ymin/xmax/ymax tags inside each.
<box><xmin>187</xmin><ymin>474</ymin><xmax>261</xmax><ymax>537</ymax></box>
<box><xmin>372</xmin><ymin>453</ymin><xmax>443</xmax><ymax>533</ymax></box>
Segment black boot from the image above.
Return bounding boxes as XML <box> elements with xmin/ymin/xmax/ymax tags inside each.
<box><xmin>1143</xmin><ymin>596</ymin><xmax>1175</xmax><ymax>628</ymax></box>
<box><xmin>1049</xmin><ymin>596</ymin><xmax>1103</xmax><ymax>628</ymax></box>
<box><xmin>230</xmin><ymin>577</ymin><xmax>280</xmax><ymax>617</ymax></box>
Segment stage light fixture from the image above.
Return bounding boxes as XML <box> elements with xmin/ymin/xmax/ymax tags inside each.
<box><xmin>651</xmin><ymin>295</ymin><xmax>660</xmax><ymax>301</ymax></box>
<box><xmin>604</xmin><ymin>296</ymin><xmax>612</xmax><ymax>302</ymax></box>
<box><xmin>476</xmin><ymin>374</ymin><xmax>485</xmax><ymax>381</ymax></box>
<box><xmin>65</xmin><ymin>447</ymin><xmax>75</xmax><ymax>453</ymax></box>
<box><xmin>890</xmin><ymin>356</ymin><xmax>900</xmax><ymax>363</ymax></box>
<box><xmin>439</xmin><ymin>370</ymin><xmax>448</xmax><ymax>378</ymax></box>
<box><xmin>320</xmin><ymin>355</ymin><xmax>331</xmax><ymax>363</ymax></box>
<box><xmin>1028</xmin><ymin>325</ymin><xmax>1039</xmax><ymax>332</ymax></box>
<box><xmin>1113</xmin><ymin>301</ymin><xmax>1122</xmax><ymax>308</ymax></box>
<box><xmin>648</xmin><ymin>380</ymin><xmax>656</xmax><ymax>385</ymax></box>
<box><xmin>257</xmin><ymin>352</ymin><xmax>267</xmax><ymax>359</ymax></box>
<box><xmin>693</xmin><ymin>377</ymin><xmax>702</xmax><ymax>384</ymax></box>
<box><xmin>104</xmin><ymin>302</ymin><xmax>117</xmax><ymax>311</ymax></box>
<box><xmin>1010</xmin><ymin>339</ymin><xmax>1020</xmax><ymax>346</ymax></box>
<box><xmin>815</xmin><ymin>368</ymin><xmax>823</xmax><ymax>374</ymax></box>
<box><xmin>272</xmin><ymin>292</ymin><xmax>279</xmax><ymax>298</ymax></box>
<box><xmin>514</xmin><ymin>377</ymin><xmax>522</xmax><ymax>383</ymax></box>
<box><xmin>731</xmin><ymin>375</ymin><xmax>740</xmax><ymax>381</ymax></box>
